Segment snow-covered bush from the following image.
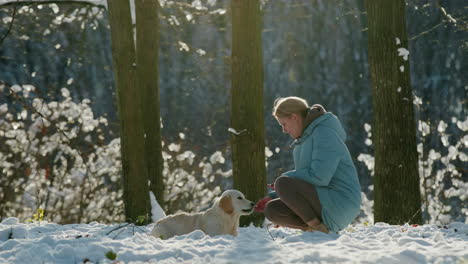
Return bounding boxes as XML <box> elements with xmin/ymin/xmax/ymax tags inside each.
<box><xmin>357</xmin><ymin>97</ymin><xmax>467</xmax><ymax>224</ymax></box>
<box><xmin>162</xmin><ymin>139</ymin><xmax>231</xmax><ymax>214</ymax></box>
<box><xmin>0</xmin><ymin>84</ymin><xmax>123</xmax><ymax>223</ymax></box>
<box><xmin>417</xmin><ymin>118</ymin><xmax>467</xmax><ymax>224</ymax></box>
<box><xmin>0</xmin><ymin>84</ymin><xmax>231</xmax><ymax>223</ymax></box>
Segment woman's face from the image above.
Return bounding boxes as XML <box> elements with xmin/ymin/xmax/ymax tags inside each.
<box><xmin>276</xmin><ymin>114</ymin><xmax>303</xmax><ymax>139</ymax></box>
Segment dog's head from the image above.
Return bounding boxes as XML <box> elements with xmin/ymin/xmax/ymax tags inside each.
<box><xmin>218</xmin><ymin>190</ymin><xmax>254</xmax><ymax>215</ymax></box>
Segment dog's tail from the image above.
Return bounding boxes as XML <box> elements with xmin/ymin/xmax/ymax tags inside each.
<box><xmin>149</xmin><ymin>191</ymin><xmax>166</xmax><ymax>222</ymax></box>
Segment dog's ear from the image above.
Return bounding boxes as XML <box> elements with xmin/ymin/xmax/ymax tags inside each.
<box><xmin>219</xmin><ymin>195</ymin><xmax>234</xmax><ymax>215</ymax></box>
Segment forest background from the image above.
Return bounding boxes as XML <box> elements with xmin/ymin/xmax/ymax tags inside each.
<box><xmin>0</xmin><ymin>0</ymin><xmax>466</xmax><ymax>225</ymax></box>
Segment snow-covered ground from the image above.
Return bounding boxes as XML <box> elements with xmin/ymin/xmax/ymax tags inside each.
<box><xmin>0</xmin><ymin>217</ymin><xmax>467</xmax><ymax>264</ymax></box>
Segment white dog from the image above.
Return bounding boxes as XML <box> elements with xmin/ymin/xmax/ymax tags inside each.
<box><xmin>150</xmin><ymin>190</ymin><xmax>254</xmax><ymax>239</ymax></box>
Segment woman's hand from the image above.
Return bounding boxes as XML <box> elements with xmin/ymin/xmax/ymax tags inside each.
<box><xmin>254</xmin><ymin>196</ymin><xmax>273</xmax><ymax>212</ymax></box>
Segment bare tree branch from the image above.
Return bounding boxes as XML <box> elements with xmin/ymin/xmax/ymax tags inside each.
<box><xmin>0</xmin><ymin>0</ymin><xmax>18</xmax><ymax>46</ymax></box>
<box><xmin>0</xmin><ymin>0</ymin><xmax>106</xmax><ymax>9</ymax></box>
<box><xmin>409</xmin><ymin>7</ymin><xmax>468</xmax><ymax>41</ymax></box>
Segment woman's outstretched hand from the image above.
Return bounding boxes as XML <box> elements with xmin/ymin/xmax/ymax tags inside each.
<box><xmin>254</xmin><ymin>196</ymin><xmax>272</xmax><ymax>212</ymax></box>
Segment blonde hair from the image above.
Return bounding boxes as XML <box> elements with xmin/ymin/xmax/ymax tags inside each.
<box><xmin>272</xmin><ymin>96</ymin><xmax>309</xmax><ymax>118</ymax></box>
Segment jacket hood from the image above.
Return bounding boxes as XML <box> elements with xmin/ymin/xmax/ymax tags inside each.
<box><xmin>292</xmin><ymin>112</ymin><xmax>347</xmax><ymax>145</ymax></box>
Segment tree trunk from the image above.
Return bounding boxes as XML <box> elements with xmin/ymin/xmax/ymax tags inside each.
<box><xmin>230</xmin><ymin>0</ymin><xmax>267</xmax><ymax>227</ymax></box>
<box><xmin>135</xmin><ymin>0</ymin><xmax>164</xmax><ymax>209</ymax></box>
<box><xmin>365</xmin><ymin>0</ymin><xmax>422</xmax><ymax>224</ymax></box>
<box><xmin>107</xmin><ymin>0</ymin><xmax>150</xmax><ymax>223</ymax></box>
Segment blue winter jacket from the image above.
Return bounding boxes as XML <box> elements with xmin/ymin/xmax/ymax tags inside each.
<box><xmin>271</xmin><ymin>112</ymin><xmax>361</xmax><ymax>233</ymax></box>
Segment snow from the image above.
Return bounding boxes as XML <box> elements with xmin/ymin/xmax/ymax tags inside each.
<box><xmin>228</xmin><ymin>128</ymin><xmax>247</xmax><ymax>135</ymax></box>
<box><xmin>398</xmin><ymin>48</ymin><xmax>410</xmax><ymax>61</ymax></box>
<box><xmin>0</xmin><ymin>217</ymin><xmax>466</xmax><ymax>264</ymax></box>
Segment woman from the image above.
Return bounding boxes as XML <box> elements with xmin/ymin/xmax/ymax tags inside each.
<box><xmin>255</xmin><ymin>96</ymin><xmax>361</xmax><ymax>233</ymax></box>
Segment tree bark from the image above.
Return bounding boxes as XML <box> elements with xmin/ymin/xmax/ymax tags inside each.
<box><xmin>365</xmin><ymin>0</ymin><xmax>422</xmax><ymax>224</ymax></box>
<box><xmin>107</xmin><ymin>0</ymin><xmax>150</xmax><ymax>223</ymax></box>
<box><xmin>135</xmin><ymin>0</ymin><xmax>164</xmax><ymax>209</ymax></box>
<box><xmin>230</xmin><ymin>0</ymin><xmax>267</xmax><ymax>226</ymax></box>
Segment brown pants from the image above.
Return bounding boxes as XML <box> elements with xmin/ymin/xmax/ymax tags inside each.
<box><xmin>264</xmin><ymin>176</ymin><xmax>322</xmax><ymax>230</ymax></box>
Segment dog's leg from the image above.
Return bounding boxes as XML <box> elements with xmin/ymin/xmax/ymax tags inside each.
<box><xmin>150</xmin><ymin>225</ymin><xmax>172</xmax><ymax>239</ymax></box>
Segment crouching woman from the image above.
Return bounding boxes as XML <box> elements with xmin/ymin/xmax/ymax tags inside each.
<box><xmin>255</xmin><ymin>96</ymin><xmax>361</xmax><ymax>234</ymax></box>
